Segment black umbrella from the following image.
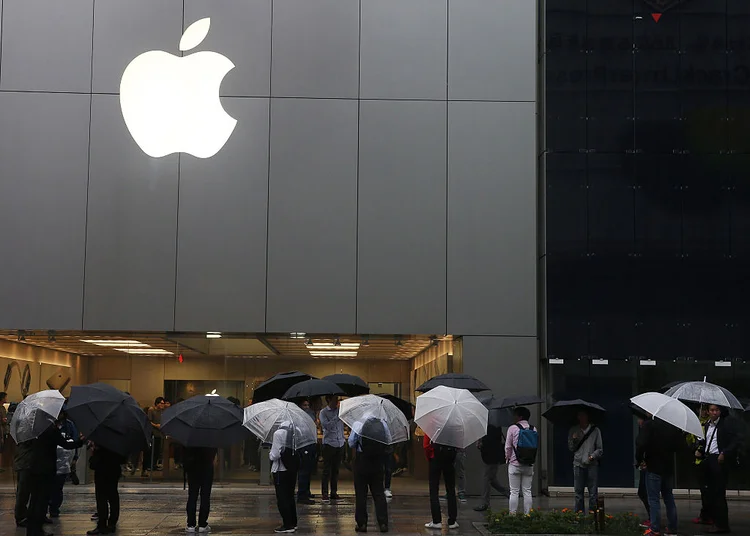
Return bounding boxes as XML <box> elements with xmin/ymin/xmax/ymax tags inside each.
<box><xmin>379</xmin><ymin>394</ymin><xmax>414</xmax><ymax>421</ymax></box>
<box><xmin>252</xmin><ymin>371</ymin><xmax>316</xmax><ymax>403</ymax></box>
<box><xmin>161</xmin><ymin>394</ymin><xmax>250</xmax><ymax>448</ymax></box>
<box><xmin>416</xmin><ymin>373</ymin><xmax>490</xmax><ymax>393</ymax></box>
<box><xmin>283</xmin><ymin>379</ymin><xmax>345</xmax><ymax>401</ymax></box>
<box><xmin>542</xmin><ymin>399</ymin><xmax>607</xmax><ymax>425</ymax></box>
<box><xmin>477</xmin><ymin>394</ymin><xmax>515</xmax><ymax>429</ymax></box>
<box><xmin>493</xmin><ymin>395</ymin><xmax>544</xmax><ymax>409</ymax></box>
<box><xmin>323</xmin><ymin>374</ymin><xmax>370</xmax><ymax>397</ymax></box>
<box><xmin>66</xmin><ymin>383</ymin><xmax>150</xmax><ymax>457</ymax></box>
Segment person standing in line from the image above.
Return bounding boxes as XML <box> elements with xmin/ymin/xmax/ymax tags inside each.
<box><xmin>0</xmin><ymin>392</ymin><xmax>8</xmax><ymax>472</ymax></box>
<box><xmin>319</xmin><ymin>395</ymin><xmax>345</xmax><ymax>502</ymax></box>
<box><xmin>453</xmin><ymin>449</ymin><xmax>467</xmax><ymax>503</ymax></box>
<box><xmin>505</xmin><ymin>407</ymin><xmax>536</xmax><ymax>515</ymax></box>
<box><xmin>568</xmin><ymin>410</ymin><xmax>603</xmax><ymax>514</ymax></box>
<box><xmin>473</xmin><ymin>425</ymin><xmax>509</xmax><ymax>512</ymax></box>
<box><xmin>350</xmin><ymin>417</ymin><xmax>390</xmax><ymax>533</ymax></box>
<box><xmin>423</xmin><ymin>434</ymin><xmax>459</xmax><ymax>530</ymax></box>
<box><xmin>184</xmin><ymin>446</ymin><xmax>217</xmax><ymax>533</ymax></box>
<box><xmin>636</xmin><ymin>415</ymin><xmax>683</xmax><ymax>536</ymax></box>
<box><xmin>48</xmin><ymin>412</ymin><xmax>80</xmax><ymax>518</ymax></box>
<box><xmin>270</xmin><ymin>422</ymin><xmax>298</xmax><ymax>533</ymax></box>
<box><xmin>14</xmin><ymin>437</ymin><xmax>33</xmax><ymax>527</ymax></box>
<box><xmin>634</xmin><ymin>416</ymin><xmax>651</xmax><ymax>530</ymax></box>
<box><xmin>690</xmin><ymin>405</ymin><xmax>712</xmax><ymax>526</ymax></box>
<box><xmin>695</xmin><ymin>404</ymin><xmax>740</xmax><ymax>535</ymax></box>
<box><xmin>296</xmin><ymin>400</ymin><xmax>316</xmax><ymax>505</ymax></box>
<box><xmin>383</xmin><ymin>444</ymin><xmax>396</xmax><ymax>499</ymax></box>
<box><xmin>87</xmin><ymin>444</ymin><xmax>126</xmax><ymax>535</ymax></box>
<box><xmin>147</xmin><ymin>397</ymin><xmax>166</xmax><ymax>472</ymax></box>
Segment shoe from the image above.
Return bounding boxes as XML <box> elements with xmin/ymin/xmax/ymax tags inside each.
<box><xmin>380</xmin><ymin>524</ymin><xmax>388</xmax><ymax>533</ymax></box>
<box><xmin>639</xmin><ymin>520</ymin><xmax>651</xmax><ymax>529</ymax></box>
<box><xmin>448</xmin><ymin>522</ymin><xmax>459</xmax><ymax>529</ymax></box>
<box><xmin>298</xmin><ymin>498</ymin><xmax>315</xmax><ymax>505</ymax></box>
<box><xmin>707</xmin><ymin>527</ymin><xmax>731</xmax><ymax>534</ymax></box>
<box><xmin>384</xmin><ymin>489</ymin><xmax>393</xmax><ymax>498</ymax></box>
<box><xmin>425</xmin><ymin>522</ymin><xmax>442</xmax><ymax>529</ymax></box>
<box><xmin>87</xmin><ymin>528</ymin><xmax>108</xmax><ymax>536</ymax></box>
<box><xmin>643</xmin><ymin>529</ymin><xmax>660</xmax><ymax>536</ymax></box>
<box><xmin>16</xmin><ymin>519</ymin><xmax>27</xmax><ymax>528</ymax></box>
<box><xmin>355</xmin><ymin>526</ymin><xmax>367</xmax><ymax>533</ymax></box>
<box><xmin>692</xmin><ymin>517</ymin><xmax>713</xmax><ymax>525</ymax></box>
<box><xmin>458</xmin><ymin>493</ymin><xmax>467</xmax><ymax>503</ymax></box>
<box><xmin>322</xmin><ymin>494</ymin><xmax>330</xmax><ymax>503</ymax></box>
<box><xmin>91</xmin><ymin>514</ymin><xmax>99</xmax><ymax>521</ymax></box>
<box><xmin>331</xmin><ymin>493</ymin><xmax>341</xmax><ymax>500</ymax></box>
<box><xmin>474</xmin><ymin>505</ymin><xmax>489</xmax><ymax>512</ymax></box>
<box><xmin>664</xmin><ymin>530</ymin><xmax>678</xmax><ymax>536</ymax></box>
<box><xmin>198</xmin><ymin>525</ymin><xmax>210</xmax><ymax>533</ymax></box>
<box><xmin>274</xmin><ymin>527</ymin><xmax>295</xmax><ymax>533</ymax></box>
<box><xmin>186</xmin><ymin>527</ymin><xmax>196</xmax><ymax>533</ymax></box>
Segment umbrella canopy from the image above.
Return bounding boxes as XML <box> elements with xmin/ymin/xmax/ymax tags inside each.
<box><xmin>243</xmin><ymin>399</ymin><xmax>317</xmax><ymax>450</ymax></box>
<box><xmin>543</xmin><ymin>399</ymin><xmax>606</xmax><ymax>425</ymax></box>
<box><xmin>665</xmin><ymin>380</ymin><xmax>743</xmax><ymax>410</ymax></box>
<box><xmin>282</xmin><ymin>379</ymin><xmax>345</xmax><ymax>401</ymax></box>
<box><xmin>66</xmin><ymin>383</ymin><xmax>151</xmax><ymax>456</ymax></box>
<box><xmin>379</xmin><ymin>394</ymin><xmax>414</xmax><ymax>421</ymax></box>
<box><xmin>10</xmin><ymin>389</ymin><xmax>65</xmax><ymax>443</ymax></box>
<box><xmin>252</xmin><ymin>371</ymin><xmax>316</xmax><ymax>403</ymax></box>
<box><xmin>416</xmin><ymin>373</ymin><xmax>490</xmax><ymax>393</ymax></box>
<box><xmin>476</xmin><ymin>393</ymin><xmax>515</xmax><ymax>429</ymax></box>
<box><xmin>414</xmin><ymin>385</ymin><xmax>488</xmax><ymax>448</ymax></box>
<box><xmin>493</xmin><ymin>395</ymin><xmax>544</xmax><ymax>409</ymax></box>
<box><xmin>631</xmin><ymin>392</ymin><xmax>704</xmax><ymax>439</ymax></box>
<box><xmin>659</xmin><ymin>380</ymin><xmax>687</xmax><ymax>393</ymax></box>
<box><xmin>339</xmin><ymin>394</ymin><xmax>410</xmax><ymax>445</ymax></box>
<box><xmin>161</xmin><ymin>394</ymin><xmax>249</xmax><ymax>448</ymax></box>
<box><xmin>323</xmin><ymin>374</ymin><xmax>370</xmax><ymax>397</ymax></box>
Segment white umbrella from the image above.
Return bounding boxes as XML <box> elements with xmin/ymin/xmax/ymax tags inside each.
<box><xmin>415</xmin><ymin>385</ymin><xmax>488</xmax><ymax>449</ymax></box>
<box><xmin>242</xmin><ymin>398</ymin><xmax>317</xmax><ymax>450</ymax></box>
<box><xmin>631</xmin><ymin>392</ymin><xmax>704</xmax><ymax>439</ymax></box>
<box><xmin>665</xmin><ymin>379</ymin><xmax>743</xmax><ymax>410</ymax></box>
<box><xmin>10</xmin><ymin>389</ymin><xmax>66</xmax><ymax>443</ymax></box>
<box><xmin>339</xmin><ymin>394</ymin><xmax>410</xmax><ymax>445</ymax></box>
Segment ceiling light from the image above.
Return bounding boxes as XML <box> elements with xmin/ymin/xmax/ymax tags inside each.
<box><xmin>309</xmin><ymin>351</ymin><xmax>358</xmax><ymax>357</ymax></box>
<box><xmin>206</xmin><ymin>332</ymin><xmax>222</xmax><ymax>339</ymax></box>
<box><xmin>81</xmin><ymin>339</ymin><xmax>150</xmax><ymax>347</ymax></box>
<box><xmin>115</xmin><ymin>348</ymin><xmax>174</xmax><ymax>355</ymax></box>
<box><xmin>290</xmin><ymin>332</ymin><xmax>306</xmax><ymax>339</ymax></box>
<box><xmin>307</xmin><ymin>343</ymin><xmax>360</xmax><ymax>350</ymax></box>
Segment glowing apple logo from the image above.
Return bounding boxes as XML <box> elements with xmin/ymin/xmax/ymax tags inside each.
<box><xmin>119</xmin><ymin>18</ymin><xmax>237</xmax><ymax>159</ymax></box>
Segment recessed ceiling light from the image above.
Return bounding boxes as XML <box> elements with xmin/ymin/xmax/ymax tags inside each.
<box><xmin>81</xmin><ymin>339</ymin><xmax>150</xmax><ymax>347</ymax></box>
<box><xmin>290</xmin><ymin>332</ymin><xmax>306</xmax><ymax>339</ymax></box>
<box><xmin>309</xmin><ymin>351</ymin><xmax>358</xmax><ymax>357</ymax></box>
<box><xmin>307</xmin><ymin>343</ymin><xmax>360</xmax><ymax>350</ymax></box>
<box><xmin>206</xmin><ymin>332</ymin><xmax>222</xmax><ymax>339</ymax></box>
<box><xmin>116</xmin><ymin>348</ymin><xmax>174</xmax><ymax>355</ymax></box>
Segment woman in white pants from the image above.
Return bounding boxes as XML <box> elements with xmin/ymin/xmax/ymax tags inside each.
<box><xmin>504</xmin><ymin>407</ymin><xmax>535</xmax><ymax>515</ymax></box>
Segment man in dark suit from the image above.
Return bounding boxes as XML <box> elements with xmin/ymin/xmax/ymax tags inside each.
<box><xmin>695</xmin><ymin>404</ymin><xmax>742</xmax><ymax>534</ymax></box>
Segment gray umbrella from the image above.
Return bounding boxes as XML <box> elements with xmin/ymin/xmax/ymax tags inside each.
<box><xmin>10</xmin><ymin>389</ymin><xmax>65</xmax><ymax>443</ymax></box>
<box><xmin>665</xmin><ymin>380</ymin><xmax>743</xmax><ymax>410</ymax></box>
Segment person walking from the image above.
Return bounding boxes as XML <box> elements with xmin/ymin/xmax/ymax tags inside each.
<box><xmin>636</xmin><ymin>415</ymin><xmax>683</xmax><ymax>536</ymax></box>
<box><xmin>296</xmin><ymin>400</ymin><xmax>317</xmax><ymax>505</ymax></box>
<box><xmin>319</xmin><ymin>395</ymin><xmax>345</xmax><ymax>502</ymax></box>
<box><xmin>270</xmin><ymin>422</ymin><xmax>298</xmax><ymax>533</ymax></box>
<box><xmin>184</xmin><ymin>446</ymin><xmax>217</xmax><ymax>533</ymax></box>
<box><xmin>423</xmin><ymin>434</ymin><xmax>459</xmax><ymax>530</ymax></box>
<box><xmin>87</xmin><ymin>444</ymin><xmax>126</xmax><ymax>535</ymax></box>
<box><xmin>695</xmin><ymin>404</ymin><xmax>740</xmax><ymax>534</ymax></box>
<box><xmin>473</xmin><ymin>425</ymin><xmax>509</xmax><ymax>512</ymax></box>
<box><xmin>568</xmin><ymin>410</ymin><xmax>603</xmax><ymax>514</ymax></box>
<box><xmin>505</xmin><ymin>407</ymin><xmax>537</xmax><ymax>515</ymax></box>
<box><xmin>350</xmin><ymin>417</ymin><xmax>390</xmax><ymax>533</ymax></box>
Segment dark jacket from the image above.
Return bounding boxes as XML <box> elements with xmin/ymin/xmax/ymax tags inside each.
<box><xmin>89</xmin><ymin>445</ymin><xmax>127</xmax><ymax>476</ymax></box>
<box><xmin>26</xmin><ymin>426</ymin><xmax>83</xmax><ymax>476</ymax></box>
<box><xmin>183</xmin><ymin>447</ymin><xmax>217</xmax><ymax>472</ymax></box>
<box><xmin>702</xmin><ymin>415</ymin><xmax>742</xmax><ymax>463</ymax></box>
<box><xmin>636</xmin><ymin>418</ymin><xmax>684</xmax><ymax>477</ymax></box>
<box><xmin>480</xmin><ymin>427</ymin><xmax>506</xmax><ymax>465</ymax></box>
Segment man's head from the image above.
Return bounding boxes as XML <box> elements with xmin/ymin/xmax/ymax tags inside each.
<box><xmin>0</xmin><ymin>392</ymin><xmax>6</xmax><ymax>404</ymax></box>
<box><xmin>154</xmin><ymin>397</ymin><xmax>166</xmax><ymax>410</ymax></box>
<box><xmin>299</xmin><ymin>399</ymin><xmax>311</xmax><ymax>410</ymax></box>
<box><xmin>513</xmin><ymin>406</ymin><xmax>531</xmax><ymax>423</ymax></box>
<box><xmin>164</xmin><ymin>400</ymin><xmax>171</xmax><ymax>408</ymax></box>
<box><xmin>708</xmin><ymin>404</ymin><xmax>723</xmax><ymax>422</ymax></box>
<box><xmin>577</xmin><ymin>410</ymin><xmax>590</xmax><ymax>428</ymax></box>
<box><xmin>325</xmin><ymin>395</ymin><xmax>339</xmax><ymax>409</ymax></box>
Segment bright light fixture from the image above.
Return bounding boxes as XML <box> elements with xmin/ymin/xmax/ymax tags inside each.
<box><xmin>290</xmin><ymin>332</ymin><xmax>306</xmax><ymax>339</ymax></box>
<box><xmin>206</xmin><ymin>332</ymin><xmax>222</xmax><ymax>339</ymax></box>
<box><xmin>306</xmin><ymin>343</ymin><xmax>360</xmax><ymax>350</ymax></box>
<box><xmin>309</xmin><ymin>351</ymin><xmax>358</xmax><ymax>357</ymax></box>
<box><xmin>115</xmin><ymin>348</ymin><xmax>174</xmax><ymax>355</ymax></box>
<box><xmin>81</xmin><ymin>339</ymin><xmax>149</xmax><ymax>347</ymax></box>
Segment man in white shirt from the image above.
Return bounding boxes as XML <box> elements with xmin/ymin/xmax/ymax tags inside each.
<box><xmin>270</xmin><ymin>423</ymin><xmax>297</xmax><ymax>533</ymax></box>
<box><xmin>319</xmin><ymin>396</ymin><xmax>345</xmax><ymax>502</ymax></box>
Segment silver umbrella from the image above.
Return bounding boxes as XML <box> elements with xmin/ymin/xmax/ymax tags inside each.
<box><xmin>665</xmin><ymin>379</ymin><xmax>743</xmax><ymax>410</ymax></box>
<box><xmin>10</xmin><ymin>389</ymin><xmax>65</xmax><ymax>443</ymax></box>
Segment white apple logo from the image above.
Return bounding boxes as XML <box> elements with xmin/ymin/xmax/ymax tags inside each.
<box><xmin>119</xmin><ymin>18</ymin><xmax>237</xmax><ymax>159</ymax></box>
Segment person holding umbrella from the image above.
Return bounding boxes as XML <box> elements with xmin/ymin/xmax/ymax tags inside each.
<box><xmin>349</xmin><ymin>416</ymin><xmax>391</xmax><ymax>533</ymax></box>
<box><xmin>568</xmin><ymin>409</ymin><xmax>603</xmax><ymax>514</ymax></box>
<box><xmin>183</xmin><ymin>446</ymin><xmax>217</xmax><ymax>533</ymax></box>
<box><xmin>296</xmin><ymin>399</ymin><xmax>317</xmax><ymax>505</ymax></box>
<box><xmin>319</xmin><ymin>395</ymin><xmax>345</xmax><ymax>502</ymax></box>
<box><xmin>270</xmin><ymin>421</ymin><xmax>299</xmax><ymax>533</ymax></box>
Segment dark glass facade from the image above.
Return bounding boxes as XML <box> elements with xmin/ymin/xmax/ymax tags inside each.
<box><xmin>545</xmin><ymin>0</ymin><xmax>750</xmax><ymax>487</ymax></box>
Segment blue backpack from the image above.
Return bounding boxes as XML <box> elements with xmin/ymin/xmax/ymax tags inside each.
<box><xmin>513</xmin><ymin>423</ymin><xmax>538</xmax><ymax>466</ymax></box>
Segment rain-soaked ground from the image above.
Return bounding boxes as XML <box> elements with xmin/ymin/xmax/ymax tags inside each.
<box><xmin>3</xmin><ymin>483</ymin><xmax>750</xmax><ymax>535</ymax></box>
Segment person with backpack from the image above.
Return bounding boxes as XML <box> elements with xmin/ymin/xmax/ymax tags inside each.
<box><xmin>504</xmin><ymin>406</ymin><xmax>537</xmax><ymax>515</ymax></box>
<box><xmin>423</xmin><ymin>434</ymin><xmax>459</xmax><ymax>530</ymax></box>
<box><xmin>270</xmin><ymin>422</ymin><xmax>298</xmax><ymax>533</ymax></box>
<box><xmin>349</xmin><ymin>416</ymin><xmax>390</xmax><ymax>533</ymax></box>
<box><xmin>473</xmin><ymin>425</ymin><xmax>509</xmax><ymax>512</ymax></box>
<box><xmin>568</xmin><ymin>409</ymin><xmax>603</xmax><ymax>514</ymax></box>
<box><xmin>183</xmin><ymin>446</ymin><xmax>217</xmax><ymax>533</ymax></box>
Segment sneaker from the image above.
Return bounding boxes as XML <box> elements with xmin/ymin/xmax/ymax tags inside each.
<box><xmin>474</xmin><ymin>505</ymin><xmax>489</xmax><ymax>512</ymax></box>
<box><xmin>458</xmin><ymin>492</ymin><xmax>467</xmax><ymax>503</ymax></box>
<box><xmin>692</xmin><ymin>517</ymin><xmax>713</xmax><ymax>525</ymax></box>
<box><xmin>322</xmin><ymin>494</ymin><xmax>330</xmax><ymax>503</ymax></box>
<box><xmin>664</xmin><ymin>530</ymin><xmax>678</xmax><ymax>536</ymax></box>
<box><xmin>643</xmin><ymin>529</ymin><xmax>661</xmax><ymax>536</ymax></box>
<box><xmin>198</xmin><ymin>526</ymin><xmax>211</xmax><ymax>533</ymax></box>
<box><xmin>379</xmin><ymin>524</ymin><xmax>388</xmax><ymax>533</ymax></box>
<box><xmin>425</xmin><ymin>522</ymin><xmax>442</xmax><ymax>529</ymax></box>
<box><xmin>91</xmin><ymin>514</ymin><xmax>99</xmax><ymax>521</ymax></box>
<box><xmin>186</xmin><ymin>527</ymin><xmax>196</xmax><ymax>533</ymax></box>
<box><xmin>639</xmin><ymin>520</ymin><xmax>651</xmax><ymax>529</ymax></box>
<box><xmin>298</xmin><ymin>498</ymin><xmax>315</xmax><ymax>505</ymax></box>
<box><xmin>384</xmin><ymin>489</ymin><xmax>393</xmax><ymax>498</ymax></box>
<box><xmin>274</xmin><ymin>527</ymin><xmax>295</xmax><ymax>533</ymax></box>
<box><xmin>448</xmin><ymin>522</ymin><xmax>460</xmax><ymax>529</ymax></box>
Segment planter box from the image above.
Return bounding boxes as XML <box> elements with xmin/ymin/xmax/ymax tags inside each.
<box><xmin>472</xmin><ymin>522</ymin><xmax>592</xmax><ymax>536</ymax></box>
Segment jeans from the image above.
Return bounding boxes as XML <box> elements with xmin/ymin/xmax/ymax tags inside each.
<box><xmin>706</xmin><ymin>455</ymin><xmax>730</xmax><ymax>530</ymax></box>
<box><xmin>48</xmin><ymin>474</ymin><xmax>68</xmax><ymax>516</ymax></box>
<box><xmin>429</xmin><ymin>451</ymin><xmax>458</xmax><ymax>525</ymax></box>
<box><xmin>274</xmin><ymin>470</ymin><xmax>298</xmax><ymax>529</ymax></box>
<box><xmin>94</xmin><ymin>471</ymin><xmax>120</xmax><ymax>529</ymax></box>
<box><xmin>481</xmin><ymin>463</ymin><xmax>509</xmax><ymax>506</ymax></box>
<box><xmin>637</xmin><ymin>470</ymin><xmax>650</xmax><ymax>517</ymax></box>
<box><xmin>508</xmin><ymin>464</ymin><xmax>533</xmax><ymax>515</ymax></box>
<box><xmin>454</xmin><ymin>450</ymin><xmax>466</xmax><ymax>495</ymax></box>
<box><xmin>297</xmin><ymin>447</ymin><xmax>316</xmax><ymax>499</ymax></box>
<box><xmin>646</xmin><ymin>472</ymin><xmax>677</xmax><ymax>534</ymax></box>
<box><xmin>354</xmin><ymin>457</ymin><xmax>388</xmax><ymax>528</ymax></box>
<box><xmin>321</xmin><ymin>445</ymin><xmax>343</xmax><ymax>496</ymax></box>
<box><xmin>186</xmin><ymin>465</ymin><xmax>213</xmax><ymax>528</ymax></box>
<box><xmin>573</xmin><ymin>465</ymin><xmax>598</xmax><ymax>514</ymax></box>
<box><xmin>383</xmin><ymin>452</ymin><xmax>394</xmax><ymax>490</ymax></box>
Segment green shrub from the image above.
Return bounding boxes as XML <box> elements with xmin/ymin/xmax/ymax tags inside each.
<box><xmin>486</xmin><ymin>509</ymin><xmax>643</xmax><ymax>535</ymax></box>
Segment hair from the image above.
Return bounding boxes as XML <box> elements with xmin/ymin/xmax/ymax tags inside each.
<box><xmin>227</xmin><ymin>396</ymin><xmax>240</xmax><ymax>406</ymax></box>
<box><xmin>513</xmin><ymin>406</ymin><xmax>531</xmax><ymax>421</ymax></box>
<box><xmin>155</xmin><ymin>397</ymin><xmax>165</xmax><ymax>405</ymax></box>
<box><xmin>0</xmin><ymin>392</ymin><xmax>6</xmax><ymax>401</ymax></box>
<box><xmin>325</xmin><ymin>395</ymin><xmax>336</xmax><ymax>403</ymax></box>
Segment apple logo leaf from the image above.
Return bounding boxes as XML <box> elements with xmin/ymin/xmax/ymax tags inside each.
<box><xmin>180</xmin><ymin>18</ymin><xmax>211</xmax><ymax>52</ymax></box>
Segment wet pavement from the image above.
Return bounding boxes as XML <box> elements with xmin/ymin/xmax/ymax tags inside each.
<box><xmin>2</xmin><ymin>486</ymin><xmax>750</xmax><ymax>536</ymax></box>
